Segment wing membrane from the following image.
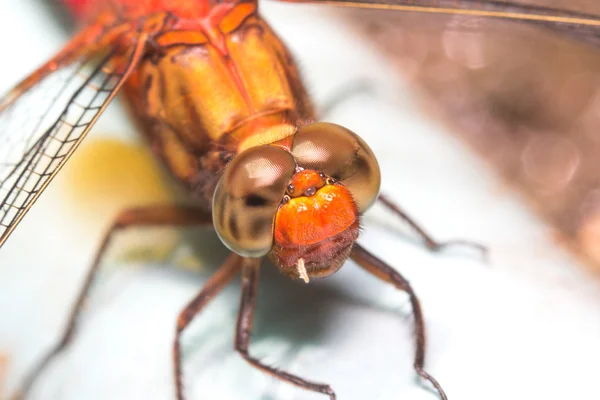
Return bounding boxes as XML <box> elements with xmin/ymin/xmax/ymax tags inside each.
<box><xmin>277</xmin><ymin>0</ymin><xmax>600</xmax><ymax>47</ymax></box>
<box><xmin>0</xmin><ymin>29</ymin><xmax>147</xmax><ymax>247</ymax></box>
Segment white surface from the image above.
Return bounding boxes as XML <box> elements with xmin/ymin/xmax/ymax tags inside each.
<box><xmin>1</xmin><ymin>1</ymin><xmax>600</xmax><ymax>400</ymax></box>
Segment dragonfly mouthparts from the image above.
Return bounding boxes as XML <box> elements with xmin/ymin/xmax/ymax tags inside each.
<box><xmin>297</xmin><ymin>258</ymin><xmax>310</xmax><ymax>283</ymax></box>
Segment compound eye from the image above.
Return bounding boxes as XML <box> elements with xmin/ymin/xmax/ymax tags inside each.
<box><xmin>213</xmin><ymin>145</ymin><xmax>296</xmax><ymax>257</ymax></box>
<box><xmin>292</xmin><ymin>122</ymin><xmax>381</xmax><ymax>212</ymax></box>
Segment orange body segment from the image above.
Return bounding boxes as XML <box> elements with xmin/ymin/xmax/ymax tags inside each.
<box><xmin>115</xmin><ymin>1</ymin><xmax>314</xmax><ymax>207</ymax></box>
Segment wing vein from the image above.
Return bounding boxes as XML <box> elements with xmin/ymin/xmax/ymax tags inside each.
<box><xmin>0</xmin><ymin>31</ymin><xmax>148</xmax><ymax>246</ymax></box>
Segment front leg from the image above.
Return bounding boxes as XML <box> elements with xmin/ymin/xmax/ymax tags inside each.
<box><xmin>173</xmin><ymin>253</ymin><xmax>243</xmax><ymax>400</ymax></box>
<box><xmin>351</xmin><ymin>243</ymin><xmax>448</xmax><ymax>400</ymax></box>
<box><xmin>235</xmin><ymin>258</ymin><xmax>336</xmax><ymax>399</ymax></box>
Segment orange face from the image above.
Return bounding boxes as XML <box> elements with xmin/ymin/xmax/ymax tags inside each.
<box><xmin>270</xmin><ymin>170</ymin><xmax>360</xmax><ymax>280</ymax></box>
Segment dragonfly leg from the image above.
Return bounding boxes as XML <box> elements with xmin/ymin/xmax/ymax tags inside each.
<box><xmin>378</xmin><ymin>193</ymin><xmax>488</xmax><ymax>259</ymax></box>
<box><xmin>173</xmin><ymin>252</ymin><xmax>243</xmax><ymax>400</ymax></box>
<box><xmin>10</xmin><ymin>205</ymin><xmax>213</xmax><ymax>400</ymax></box>
<box><xmin>350</xmin><ymin>243</ymin><xmax>448</xmax><ymax>399</ymax></box>
<box><xmin>234</xmin><ymin>259</ymin><xmax>336</xmax><ymax>400</ymax></box>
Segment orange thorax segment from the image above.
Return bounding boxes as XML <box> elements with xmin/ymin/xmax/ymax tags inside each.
<box><xmin>122</xmin><ymin>10</ymin><xmax>314</xmax><ymax>188</ymax></box>
<box><xmin>274</xmin><ymin>183</ymin><xmax>358</xmax><ymax>247</ymax></box>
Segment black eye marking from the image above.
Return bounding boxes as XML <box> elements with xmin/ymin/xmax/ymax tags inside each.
<box><xmin>229</xmin><ymin>214</ymin><xmax>240</xmax><ymax>239</ymax></box>
<box><xmin>245</xmin><ymin>194</ymin><xmax>268</xmax><ymax>207</ymax></box>
<box><xmin>251</xmin><ymin>217</ymin><xmax>271</xmax><ymax>237</ymax></box>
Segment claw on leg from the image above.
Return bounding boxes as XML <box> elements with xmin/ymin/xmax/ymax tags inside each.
<box><xmin>378</xmin><ymin>194</ymin><xmax>488</xmax><ymax>261</ymax></box>
<box><xmin>351</xmin><ymin>243</ymin><xmax>448</xmax><ymax>400</ymax></box>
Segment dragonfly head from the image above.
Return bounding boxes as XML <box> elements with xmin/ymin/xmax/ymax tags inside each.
<box><xmin>212</xmin><ymin>122</ymin><xmax>380</xmax><ymax>281</ymax></box>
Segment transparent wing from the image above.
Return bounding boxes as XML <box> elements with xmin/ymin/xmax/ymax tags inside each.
<box><xmin>276</xmin><ymin>0</ymin><xmax>600</xmax><ymax>45</ymax></box>
<box><xmin>0</xmin><ymin>27</ymin><xmax>147</xmax><ymax>247</ymax></box>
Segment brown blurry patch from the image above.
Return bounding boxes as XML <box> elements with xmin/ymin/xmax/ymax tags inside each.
<box><xmin>345</xmin><ymin>1</ymin><xmax>600</xmax><ymax>273</ymax></box>
<box><xmin>0</xmin><ymin>352</ymin><xmax>9</xmax><ymax>395</ymax></box>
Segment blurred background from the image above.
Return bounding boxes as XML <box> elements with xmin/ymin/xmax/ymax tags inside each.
<box><xmin>344</xmin><ymin>0</ymin><xmax>600</xmax><ymax>270</ymax></box>
<box><xmin>0</xmin><ymin>0</ymin><xmax>600</xmax><ymax>399</ymax></box>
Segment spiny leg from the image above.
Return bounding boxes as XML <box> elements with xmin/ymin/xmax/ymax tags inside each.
<box><xmin>235</xmin><ymin>259</ymin><xmax>336</xmax><ymax>399</ymax></box>
<box><xmin>11</xmin><ymin>205</ymin><xmax>213</xmax><ymax>400</ymax></box>
<box><xmin>378</xmin><ymin>193</ymin><xmax>488</xmax><ymax>259</ymax></box>
<box><xmin>173</xmin><ymin>252</ymin><xmax>243</xmax><ymax>400</ymax></box>
<box><xmin>350</xmin><ymin>243</ymin><xmax>447</xmax><ymax>400</ymax></box>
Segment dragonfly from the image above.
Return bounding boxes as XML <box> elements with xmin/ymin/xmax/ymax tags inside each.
<box><xmin>1</xmin><ymin>0</ymin><xmax>600</xmax><ymax>399</ymax></box>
